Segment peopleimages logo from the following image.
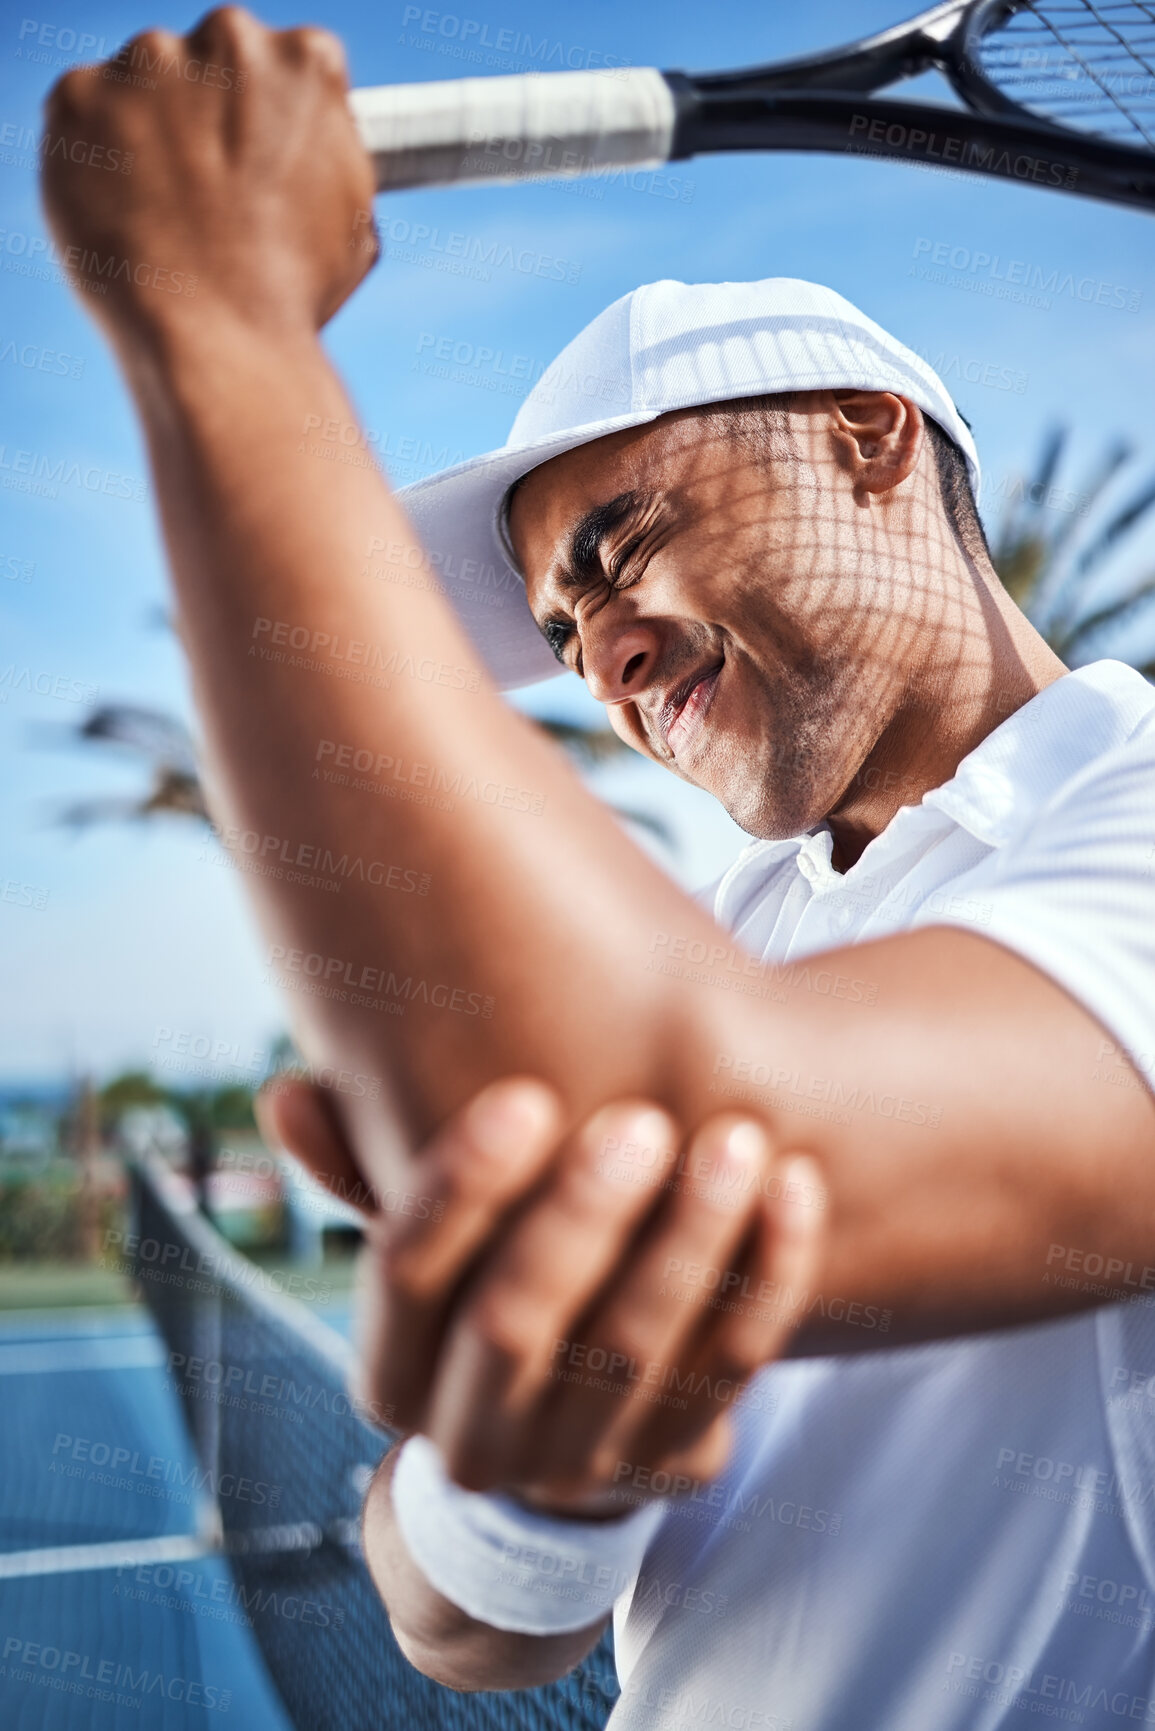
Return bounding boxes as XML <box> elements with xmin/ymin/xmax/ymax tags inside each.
<box><xmin>266</xmin><ymin>942</ymin><xmax>495</xmax><ymax>1021</ymax></box>
<box><xmin>0</xmin><ymin>228</ymin><xmax>197</xmax><ymax>299</ymax></box>
<box><xmin>945</xmin><ymin>1649</ymin><xmax>1155</xmax><ymax>1721</ymax></box>
<box><xmin>2</xmin><ymin>1635</ymin><xmax>231</xmax><ymax>1712</ymax></box>
<box><xmin>0</xmin><ymin>445</ymin><xmax>145</xmax><ymax>502</ymax></box>
<box><xmin>50</xmin><ymin>1431</ymin><xmax>281</xmax><ymax>1508</ymax></box>
<box><xmin>397</xmin><ymin>5</ymin><xmax>631</xmax><ymax>77</ymax></box>
<box><xmin>0</xmin><ymin>663</ymin><xmax>98</xmax><ymax>704</ymax></box>
<box><xmin>910</xmin><ymin>237</ymin><xmax>1141</xmax><ymax>312</ymax></box>
<box><xmin>0</xmin><ymin>335</ymin><xmax>85</xmax><ymax>379</ymax></box>
<box><xmin>850</xmin><ymin>112</ymin><xmax>1077</xmax><ymax>190</ymax></box>
<box><xmin>379</xmin><ymin>216</ymin><xmax>582</xmax><ymax>285</ymax></box>
<box><xmin>113</xmin><ymin>1559</ymin><xmax>347</xmax><ymax>1633</ymax></box>
<box><xmin>909</xmin><ymin>343</ymin><xmax>1027</xmax><ymax>396</ymax></box>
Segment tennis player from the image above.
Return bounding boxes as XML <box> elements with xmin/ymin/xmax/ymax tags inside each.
<box><xmin>41</xmin><ymin>13</ymin><xmax>1155</xmax><ymax>1725</ymax></box>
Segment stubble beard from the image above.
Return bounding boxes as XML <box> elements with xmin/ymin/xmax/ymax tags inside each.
<box><xmin>720</xmin><ymin>654</ymin><xmax>863</xmax><ymax>842</ymax></box>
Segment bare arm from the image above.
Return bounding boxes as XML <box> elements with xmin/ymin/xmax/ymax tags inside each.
<box><xmin>42</xmin><ymin>12</ymin><xmax>1155</xmax><ymax>1342</ymax></box>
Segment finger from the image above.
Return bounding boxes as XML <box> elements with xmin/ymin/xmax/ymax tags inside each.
<box><xmin>115</xmin><ymin>25</ymin><xmax>184</xmax><ymax>70</ymax></box>
<box><xmin>424</xmin><ymin>1101</ymin><xmax>681</xmax><ymax>1489</ymax></box>
<box><xmin>701</xmin><ymin>1154</ymin><xmax>827</xmax><ymax>1381</ymax></box>
<box><xmin>528</xmin><ymin>1116</ymin><xmax>769</xmax><ymax>1490</ymax></box>
<box><xmin>523</xmin><ymin>1412</ymin><xmax>735</xmax><ymax>1519</ymax></box>
<box><xmin>185</xmin><ymin>5</ymin><xmax>266</xmax><ymax>66</ymax></box>
<box><xmin>383</xmin><ymin>1077</ymin><xmax>565</xmax><ymax>1299</ymax></box>
<box><xmin>276</xmin><ymin>23</ymin><xmax>350</xmax><ymax>88</ymax></box>
<box><xmin>619</xmin><ymin>1154</ymin><xmax>827</xmax><ymax>1477</ymax></box>
<box><xmin>256</xmin><ymin>1076</ymin><xmax>377</xmax><ymax>1215</ymax></box>
<box><xmin>360</xmin><ymin>1078</ymin><xmax>565</xmax><ymax>1429</ymax></box>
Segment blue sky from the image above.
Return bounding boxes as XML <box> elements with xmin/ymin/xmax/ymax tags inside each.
<box><xmin>2</xmin><ymin>0</ymin><xmax>1154</xmax><ymax>1083</ymax></box>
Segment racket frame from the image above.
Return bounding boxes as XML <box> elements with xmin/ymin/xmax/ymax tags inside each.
<box><xmin>350</xmin><ymin>0</ymin><xmax>1155</xmax><ymax>211</ymax></box>
<box><xmin>667</xmin><ymin>0</ymin><xmax>1155</xmax><ymax>211</ymax></box>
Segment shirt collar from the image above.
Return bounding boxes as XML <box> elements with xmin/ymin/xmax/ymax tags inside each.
<box><xmin>921</xmin><ymin>659</ymin><xmax>1155</xmax><ymax>848</ymax></box>
<box><xmin>711</xmin><ymin>659</ymin><xmax>1154</xmax><ymax>912</ymax></box>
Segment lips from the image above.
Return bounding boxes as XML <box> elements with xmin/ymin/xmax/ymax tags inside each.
<box><xmin>661</xmin><ymin>659</ymin><xmax>723</xmax><ymax>760</ymax></box>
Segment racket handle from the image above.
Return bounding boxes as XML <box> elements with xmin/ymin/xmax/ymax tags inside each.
<box><xmin>348</xmin><ymin>67</ymin><xmax>677</xmax><ymax>193</ymax></box>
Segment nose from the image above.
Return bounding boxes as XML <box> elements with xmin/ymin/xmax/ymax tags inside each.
<box><xmin>580</xmin><ymin>617</ymin><xmax>661</xmax><ymax>704</ymax></box>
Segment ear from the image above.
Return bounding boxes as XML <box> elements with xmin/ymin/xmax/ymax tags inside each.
<box><xmin>830</xmin><ymin>391</ymin><xmax>923</xmax><ymax>498</ymax></box>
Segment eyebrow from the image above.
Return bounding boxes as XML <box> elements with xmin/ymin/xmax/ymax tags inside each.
<box><xmin>557</xmin><ymin>490</ymin><xmax>653</xmax><ymax>594</ymax></box>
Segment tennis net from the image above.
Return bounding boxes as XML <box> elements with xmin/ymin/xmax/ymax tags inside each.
<box><xmin>129</xmin><ymin>1152</ymin><xmax>620</xmax><ymax>1731</ymax></box>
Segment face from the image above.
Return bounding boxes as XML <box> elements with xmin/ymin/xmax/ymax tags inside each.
<box><xmin>509</xmin><ymin>393</ymin><xmax>939</xmax><ymax>840</ymax></box>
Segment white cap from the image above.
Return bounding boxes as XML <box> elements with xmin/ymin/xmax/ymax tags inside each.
<box><xmin>398</xmin><ymin>277</ymin><xmax>981</xmax><ymax>691</ymax></box>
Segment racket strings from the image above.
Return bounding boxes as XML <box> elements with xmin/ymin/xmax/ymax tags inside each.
<box><xmin>1034</xmin><ymin>3</ymin><xmax>1155</xmax><ymax>144</ymax></box>
<box><xmin>978</xmin><ymin>1</ymin><xmax>1155</xmax><ymax>148</ymax></box>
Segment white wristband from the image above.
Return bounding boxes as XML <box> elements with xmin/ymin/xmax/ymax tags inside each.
<box><xmin>390</xmin><ymin>1435</ymin><xmax>666</xmax><ymax>1635</ymax></box>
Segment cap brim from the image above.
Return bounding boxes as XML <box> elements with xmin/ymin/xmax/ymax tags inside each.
<box><xmin>394</xmin><ymin>294</ymin><xmax>981</xmax><ymax>693</ymax></box>
<box><xmin>396</xmin><ymin>411</ymin><xmax>662</xmax><ymax>691</ymax></box>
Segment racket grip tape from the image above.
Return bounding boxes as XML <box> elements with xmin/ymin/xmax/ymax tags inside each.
<box><xmin>348</xmin><ymin>67</ymin><xmax>678</xmax><ymax>192</ymax></box>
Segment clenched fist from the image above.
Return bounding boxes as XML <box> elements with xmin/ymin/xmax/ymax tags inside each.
<box><xmin>40</xmin><ymin>7</ymin><xmax>378</xmax><ymax>347</ymax></box>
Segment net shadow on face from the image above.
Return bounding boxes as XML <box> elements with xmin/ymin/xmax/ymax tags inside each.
<box><xmin>509</xmin><ymin>390</ymin><xmax>1018</xmax><ymax>856</ymax></box>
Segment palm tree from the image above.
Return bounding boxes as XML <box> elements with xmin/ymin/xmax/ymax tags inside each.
<box><xmin>60</xmin><ymin>426</ymin><xmax>1155</xmax><ymax>852</ymax></box>
<box><xmin>989</xmin><ymin>428</ymin><xmax>1155</xmax><ymax>677</ymax></box>
<box><xmin>47</xmin><ymin>705</ymin><xmax>208</xmax><ymax>829</ymax></box>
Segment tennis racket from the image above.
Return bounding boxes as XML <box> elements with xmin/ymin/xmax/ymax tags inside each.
<box><xmin>348</xmin><ymin>0</ymin><xmax>1155</xmax><ymax>212</ymax></box>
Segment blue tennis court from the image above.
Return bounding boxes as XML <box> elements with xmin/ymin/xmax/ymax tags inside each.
<box><xmin>0</xmin><ymin>1161</ymin><xmax>619</xmax><ymax>1731</ymax></box>
<box><xmin>0</xmin><ymin>1305</ymin><xmax>294</xmax><ymax>1730</ymax></box>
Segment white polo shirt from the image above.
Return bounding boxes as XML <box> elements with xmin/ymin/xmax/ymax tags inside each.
<box><xmin>609</xmin><ymin>659</ymin><xmax>1155</xmax><ymax>1731</ymax></box>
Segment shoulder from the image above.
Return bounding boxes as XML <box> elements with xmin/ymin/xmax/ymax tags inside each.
<box><xmin>998</xmin><ymin>704</ymin><xmax>1155</xmax><ymax>875</ymax></box>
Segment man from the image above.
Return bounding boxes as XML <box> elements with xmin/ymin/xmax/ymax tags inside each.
<box><xmin>41</xmin><ymin>12</ymin><xmax>1155</xmax><ymax>1725</ymax></box>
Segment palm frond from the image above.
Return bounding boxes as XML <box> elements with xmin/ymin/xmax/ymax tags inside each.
<box><xmin>1054</xmin><ymin>569</ymin><xmax>1155</xmax><ymax>662</ymax></box>
<box><xmin>1046</xmin><ymin>473</ymin><xmax>1155</xmax><ymax>647</ymax></box>
<box><xmin>1016</xmin><ymin>425</ymin><xmax>1067</xmax><ymax>541</ymax></box>
<box><xmin>990</xmin><ymin>427</ymin><xmax>1069</xmax><ymax>609</ymax></box>
<box><xmin>139</xmin><ymin>770</ymin><xmax>210</xmax><ymax>820</ymax></box>
<box><xmin>990</xmin><ymin>530</ymin><xmax>1050</xmax><ymax>610</ymax></box>
<box><xmin>991</xmin><ymin>426</ymin><xmax>1155</xmax><ymax>677</ymax></box>
<box><xmin>1042</xmin><ymin>438</ymin><xmax>1132</xmax><ymax>577</ymax></box>
<box><xmin>54</xmin><ymin>796</ymin><xmax>159</xmax><ymax>831</ymax></box>
<box><xmin>54</xmin><ymin>771</ymin><xmax>209</xmax><ymax>829</ymax></box>
<box><xmin>48</xmin><ymin>702</ymin><xmax>208</xmax><ymax>831</ymax></box>
<box><xmin>1074</xmin><ymin>474</ymin><xmax>1155</xmax><ymax>580</ymax></box>
<box><xmin>77</xmin><ymin>704</ymin><xmax>200</xmax><ymax>776</ymax></box>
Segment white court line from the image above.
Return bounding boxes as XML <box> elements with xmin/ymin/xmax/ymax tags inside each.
<box><xmin>0</xmin><ymin>1534</ymin><xmax>209</xmax><ymax>1580</ymax></box>
<box><xmin>0</xmin><ymin>1338</ymin><xmax>165</xmax><ymax>1374</ymax></box>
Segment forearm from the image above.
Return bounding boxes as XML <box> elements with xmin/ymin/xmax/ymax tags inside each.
<box><xmin>122</xmin><ymin>317</ymin><xmax>1154</xmax><ymax>1336</ymax></box>
<box><xmin>362</xmin><ymin>1447</ymin><xmax>608</xmax><ymax>1692</ymax></box>
<box><xmin>121</xmin><ymin>310</ymin><xmax>706</xmax><ymax>1155</ymax></box>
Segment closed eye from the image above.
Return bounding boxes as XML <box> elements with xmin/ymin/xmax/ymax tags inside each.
<box><xmin>607</xmin><ymin>536</ymin><xmax>647</xmax><ymax>585</ymax></box>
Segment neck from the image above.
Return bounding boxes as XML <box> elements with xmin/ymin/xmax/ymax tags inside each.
<box><xmin>826</xmin><ymin>566</ymin><xmax>1067</xmax><ymax>874</ymax></box>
